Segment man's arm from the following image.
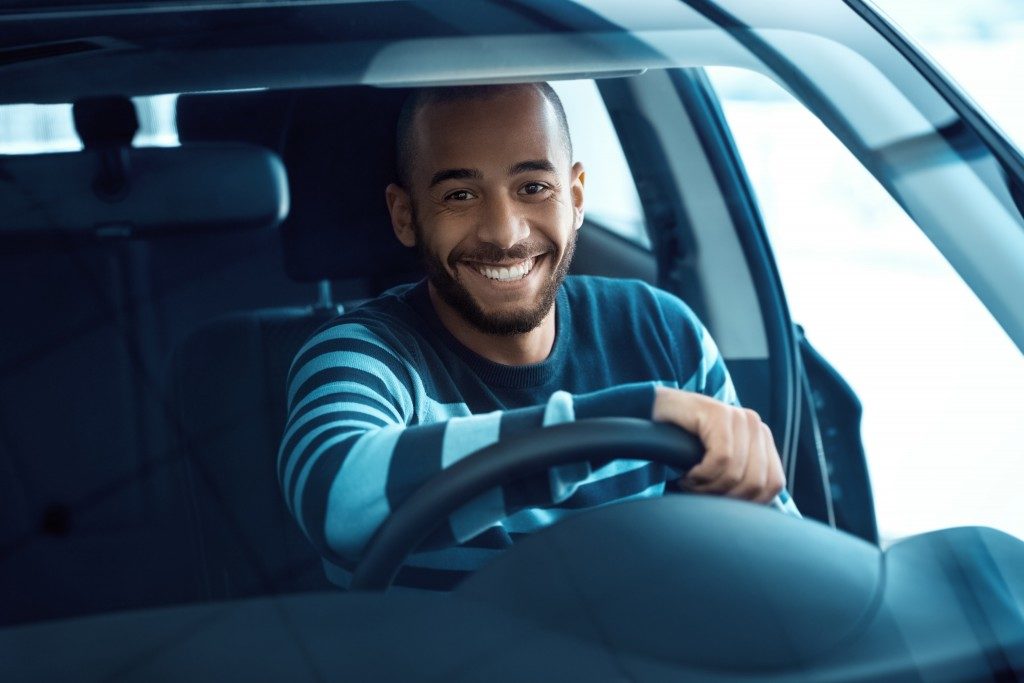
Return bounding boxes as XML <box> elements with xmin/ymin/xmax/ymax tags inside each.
<box><xmin>278</xmin><ymin>320</ymin><xmax>658</xmax><ymax>566</ymax></box>
<box><xmin>281</xmin><ymin>303</ymin><xmax>797</xmax><ymax>568</ymax></box>
<box><xmin>650</xmin><ymin>289</ymin><xmax>800</xmax><ymax>516</ymax></box>
<box><xmin>654</xmin><ymin>387</ymin><xmax>783</xmax><ymax>502</ymax></box>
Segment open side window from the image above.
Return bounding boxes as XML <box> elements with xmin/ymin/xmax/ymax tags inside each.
<box><xmin>706</xmin><ymin>65</ymin><xmax>1024</xmax><ymax>546</ymax></box>
<box><xmin>593</xmin><ymin>67</ymin><xmax>866</xmax><ymax>539</ymax></box>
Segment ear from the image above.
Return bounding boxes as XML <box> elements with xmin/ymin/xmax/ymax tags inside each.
<box><xmin>386</xmin><ymin>183</ymin><xmax>417</xmax><ymax>248</ymax></box>
<box><xmin>570</xmin><ymin>161</ymin><xmax>585</xmax><ymax>230</ymax></box>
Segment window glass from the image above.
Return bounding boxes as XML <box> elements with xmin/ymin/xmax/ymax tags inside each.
<box><xmin>0</xmin><ymin>94</ymin><xmax>179</xmax><ymax>154</ymax></box>
<box><xmin>550</xmin><ymin>79</ymin><xmax>649</xmax><ymax>248</ymax></box>
<box><xmin>707</xmin><ymin>66</ymin><xmax>1024</xmax><ymax>544</ymax></box>
<box><xmin>870</xmin><ymin>0</ymin><xmax>1024</xmax><ymax>151</ymax></box>
<box><xmin>1</xmin><ymin>83</ymin><xmax>649</xmax><ymax>249</ymax></box>
<box><xmin>0</xmin><ymin>103</ymin><xmax>80</xmax><ymax>154</ymax></box>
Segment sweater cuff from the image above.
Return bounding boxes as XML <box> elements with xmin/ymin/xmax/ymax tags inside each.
<box><xmin>573</xmin><ymin>381</ymin><xmax>657</xmax><ymax>421</ymax></box>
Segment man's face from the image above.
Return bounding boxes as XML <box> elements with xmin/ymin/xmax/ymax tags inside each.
<box><xmin>398</xmin><ymin>87</ymin><xmax>584</xmax><ymax>336</ymax></box>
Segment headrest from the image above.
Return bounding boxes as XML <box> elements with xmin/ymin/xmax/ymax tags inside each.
<box><xmin>177</xmin><ymin>87</ymin><xmax>422</xmax><ymax>284</ymax></box>
<box><xmin>0</xmin><ymin>145</ymin><xmax>289</xmax><ymax>247</ymax></box>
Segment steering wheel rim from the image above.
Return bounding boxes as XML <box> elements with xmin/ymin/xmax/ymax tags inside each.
<box><xmin>350</xmin><ymin>417</ymin><xmax>703</xmax><ymax>591</ymax></box>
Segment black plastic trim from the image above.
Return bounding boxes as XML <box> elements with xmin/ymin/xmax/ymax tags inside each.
<box><xmin>597</xmin><ymin>76</ymin><xmax>712</xmax><ymax>326</ymax></box>
<box><xmin>669</xmin><ymin>68</ymin><xmax>800</xmax><ymax>467</ymax></box>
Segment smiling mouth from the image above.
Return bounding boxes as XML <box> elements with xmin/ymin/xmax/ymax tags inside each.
<box><xmin>466</xmin><ymin>255</ymin><xmax>542</xmax><ymax>283</ymax></box>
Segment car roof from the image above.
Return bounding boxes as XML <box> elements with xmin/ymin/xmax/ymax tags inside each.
<box><xmin>0</xmin><ymin>1</ymin><xmax>621</xmax><ymax>101</ymax></box>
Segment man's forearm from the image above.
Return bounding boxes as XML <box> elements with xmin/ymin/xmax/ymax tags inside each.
<box><xmin>280</xmin><ymin>377</ymin><xmax>661</xmax><ymax>564</ymax></box>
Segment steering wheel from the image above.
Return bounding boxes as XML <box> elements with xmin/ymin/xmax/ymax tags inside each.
<box><xmin>350</xmin><ymin>417</ymin><xmax>703</xmax><ymax>590</ymax></box>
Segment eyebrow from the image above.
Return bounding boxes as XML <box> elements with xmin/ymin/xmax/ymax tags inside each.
<box><xmin>508</xmin><ymin>159</ymin><xmax>556</xmax><ymax>176</ymax></box>
<box><xmin>428</xmin><ymin>160</ymin><xmax>557</xmax><ymax>188</ymax></box>
<box><xmin>428</xmin><ymin>167</ymin><xmax>482</xmax><ymax>188</ymax></box>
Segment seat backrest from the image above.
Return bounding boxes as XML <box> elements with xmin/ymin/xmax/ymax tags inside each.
<box><xmin>169</xmin><ymin>308</ymin><xmax>338</xmax><ymax>597</ymax></box>
<box><xmin>0</xmin><ymin>98</ymin><xmax>291</xmax><ymax>625</ymax></box>
<box><xmin>168</xmin><ymin>86</ymin><xmax>421</xmax><ymax>598</ymax></box>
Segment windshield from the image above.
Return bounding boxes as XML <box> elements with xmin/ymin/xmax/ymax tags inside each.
<box><xmin>1</xmin><ymin>0</ymin><xmax>1022</xmax><ymax>631</ymax></box>
<box><xmin>871</xmin><ymin>0</ymin><xmax>1024</xmax><ymax>152</ymax></box>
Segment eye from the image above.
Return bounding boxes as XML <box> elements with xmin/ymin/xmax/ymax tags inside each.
<box><xmin>444</xmin><ymin>189</ymin><xmax>475</xmax><ymax>202</ymax></box>
<box><xmin>520</xmin><ymin>182</ymin><xmax>550</xmax><ymax>196</ymax></box>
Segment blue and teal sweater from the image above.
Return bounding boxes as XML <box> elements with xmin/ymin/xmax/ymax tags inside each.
<box><xmin>280</xmin><ymin>275</ymin><xmax>766</xmax><ymax>590</ymax></box>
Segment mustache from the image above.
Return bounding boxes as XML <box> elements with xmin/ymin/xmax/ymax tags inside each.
<box><xmin>448</xmin><ymin>240</ymin><xmax>553</xmax><ymax>269</ymax></box>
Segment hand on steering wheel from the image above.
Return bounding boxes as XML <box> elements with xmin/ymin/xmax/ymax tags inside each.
<box><xmin>350</xmin><ymin>418</ymin><xmax>703</xmax><ymax>591</ymax></box>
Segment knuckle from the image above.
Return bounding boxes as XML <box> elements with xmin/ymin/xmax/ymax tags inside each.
<box><xmin>733</xmin><ymin>482</ymin><xmax>758</xmax><ymax>500</ymax></box>
<box><xmin>705</xmin><ymin>451</ymin><xmax>729</xmax><ymax>469</ymax></box>
<box><xmin>722</xmin><ymin>469</ymin><xmax>743</xmax><ymax>489</ymax></box>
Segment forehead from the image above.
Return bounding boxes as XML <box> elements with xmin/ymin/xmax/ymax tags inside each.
<box><xmin>412</xmin><ymin>88</ymin><xmax>567</xmax><ymax>178</ymax></box>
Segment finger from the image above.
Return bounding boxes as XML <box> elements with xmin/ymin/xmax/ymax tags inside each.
<box><xmin>729</xmin><ymin>446</ymin><xmax>765</xmax><ymax>501</ymax></box>
<box><xmin>728</xmin><ymin>412</ymin><xmax>768</xmax><ymax>500</ymax></box>
<box><xmin>683</xmin><ymin>425</ymin><xmax>731</xmax><ymax>486</ymax></box>
<box><xmin>685</xmin><ymin>408</ymin><xmax>749</xmax><ymax>493</ymax></box>
<box><xmin>754</xmin><ymin>423</ymin><xmax>785</xmax><ymax>504</ymax></box>
<box><xmin>685</xmin><ymin>451</ymin><xmax>732</xmax><ymax>490</ymax></box>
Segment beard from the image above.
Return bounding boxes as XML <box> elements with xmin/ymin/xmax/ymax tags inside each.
<box><xmin>412</xmin><ymin>215</ymin><xmax>577</xmax><ymax>337</ymax></box>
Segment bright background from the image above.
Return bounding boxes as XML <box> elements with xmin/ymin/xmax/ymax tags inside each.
<box><xmin>709</xmin><ymin>0</ymin><xmax>1024</xmax><ymax>543</ymax></box>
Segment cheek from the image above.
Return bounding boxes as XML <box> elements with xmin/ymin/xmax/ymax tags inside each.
<box><xmin>535</xmin><ymin>200</ymin><xmax>575</xmax><ymax>245</ymax></box>
<box><xmin>424</xmin><ymin>232</ymin><xmax>465</xmax><ymax>268</ymax></box>
<box><xmin>415</xmin><ymin>218</ymin><xmax>449</xmax><ymax>250</ymax></box>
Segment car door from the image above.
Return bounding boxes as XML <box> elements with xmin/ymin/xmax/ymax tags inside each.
<box><xmin>676</xmin><ymin>68</ymin><xmax>877</xmax><ymax>542</ymax></box>
<box><xmin>684</xmin><ymin>0</ymin><xmax>1024</xmax><ymax>548</ymax></box>
<box><xmin>589</xmin><ymin>69</ymin><xmax>869</xmax><ymax>539</ymax></box>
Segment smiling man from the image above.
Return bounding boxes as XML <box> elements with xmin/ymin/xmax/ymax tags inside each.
<box><xmin>279</xmin><ymin>83</ymin><xmax>797</xmax><ymax>591</ymax></box>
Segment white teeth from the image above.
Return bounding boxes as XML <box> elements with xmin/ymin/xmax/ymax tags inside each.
<box><xmin>476</xmin><ymin>257</ymin><xmax>535</xmax><ymax>282</ymax></box>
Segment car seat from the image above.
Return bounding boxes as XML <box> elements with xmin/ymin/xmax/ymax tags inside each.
<box><xmin>168</xmin><ymin>86</ymin><xmax>421</xmax><ymax>599</ymax></box>
<box><xmin>0</xmin><ymin>96</ymin><xmax>290</xmax><ymax>624</ymax></box>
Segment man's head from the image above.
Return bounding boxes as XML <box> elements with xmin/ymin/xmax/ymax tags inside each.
<box><xmin>385</xmin><ymin>83</ymin><xmax>585</xmax><ymax>337</ymax></box>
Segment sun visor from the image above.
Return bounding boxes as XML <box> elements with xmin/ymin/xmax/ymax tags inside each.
<box><xmin>0</xmin><ymin>144</ymin><xmax>289</xmax><ymax>247</ymax></box>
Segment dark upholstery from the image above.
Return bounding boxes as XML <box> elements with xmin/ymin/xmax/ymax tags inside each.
<box><xmin>0</xmin><ymin>242</ymin><xmax>207</xmax><ymax>625</ymax></box>
<box><xmin>0</xmin><ymin>96</ymin><xmax>291</xmax><ymax>623</ymax></box>
<box><xmin>0</xmin><ymin>145</ymin><xmax>288</xmax><ymax>245</ymax></box>
<box><xmin>177</xmin><ymin>87</ymin><xmax>422</xmax><ymax>285</ymax></box>
<box><xmin>169</xmin><ymin>86</ymin><xmax>423</xmax><ymax>598</ymax></box>
<box><xmin>169</xmin><ymin>309</ymin><xmax>338</xmax><ymax>597</ymax></box>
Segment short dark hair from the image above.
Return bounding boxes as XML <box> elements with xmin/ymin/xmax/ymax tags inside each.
<box><xmin>395</xmin><ymin>82</ymin><xmax>572</xmax><ymax>189</ymax></box>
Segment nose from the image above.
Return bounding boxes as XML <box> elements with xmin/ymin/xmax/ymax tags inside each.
<box><xmin>476</xmin><ymin>194</ymin><xmax>530</xmax><ymax>250</ymax></box>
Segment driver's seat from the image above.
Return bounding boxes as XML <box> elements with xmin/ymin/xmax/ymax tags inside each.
<box><xmin>167</xmin><ymin>86</ymin><xmax>420</xmax><ymax>599</ymax></box>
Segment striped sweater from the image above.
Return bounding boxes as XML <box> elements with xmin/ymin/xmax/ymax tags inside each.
<box><xmin>280</xmin><ymin>275</ymin><xmax>745</xmax><ymax>590</ymax></box>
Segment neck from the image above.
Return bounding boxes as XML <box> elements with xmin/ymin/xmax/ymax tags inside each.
<box><xmin>427</xmin><ymin>284</ymin><xmax>556</xmax><ymax>366</ymax></box>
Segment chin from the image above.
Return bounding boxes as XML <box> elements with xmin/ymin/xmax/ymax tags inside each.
<box><xmin>468</xmin><ymin>308</ymin><xmax>548</xmax><ymax>337</ymax></box>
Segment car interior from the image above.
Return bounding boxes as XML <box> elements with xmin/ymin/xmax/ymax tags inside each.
<box><xmin>0</xmin><ymin>69</ymin><xmax>880</xmax><ymax>626</ymax></box>
<box><xmin>4</xmin><ymin>1</ymin><xmax>1024</xmax><ymax>679</ymax></box>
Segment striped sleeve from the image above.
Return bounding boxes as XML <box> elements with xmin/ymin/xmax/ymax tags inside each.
<box><xmin>646</xmin><ymin>283</ymin><xmax>738</xmax><ymax>407</ymax></box>
<box><xmin>651</xmin><ymin>284</ymin><xmax>800</xmax><ymax>518</ymax></box>
<box><xmin>278</xmin><ymin>320</ymin><xmax>658</xmax><ymax>565</ymax></box>
<box><xmin>696</xmin><ymin>323</ymin><xmax>739</xmax><ymax>407</ymax></box>
<box><xmin>693</xmin><ymin>324</ymin><xmax>801</xmax><ymax>517</ymax></box>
